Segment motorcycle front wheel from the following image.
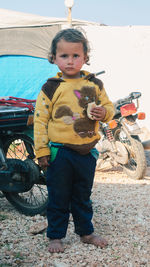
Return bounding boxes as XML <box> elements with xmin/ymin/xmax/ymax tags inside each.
<box><xmin>3</xmin><ymin>134</ymin><xmax>48</xmax><ymax>216</ymax></box>
<box><xmin>115</xmin><ymin>129</ymin><xmax>147</xmax><ymax>179</ymax></box>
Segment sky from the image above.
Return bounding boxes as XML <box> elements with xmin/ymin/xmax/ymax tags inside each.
<box><xmin>0</xmin><ymin>0</ymin><xmax>150</xmax><ymax>26</ymax></box>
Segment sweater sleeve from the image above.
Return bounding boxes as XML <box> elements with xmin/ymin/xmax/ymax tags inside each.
<box><xmin>100</xmin><ymin>86</ymin><xmax>115</xmax><ymax>122</ymax></box>
<box><xmin>34</xmin><ymin>90</ymin><xmax>52</xmax><ymax>159</ymax></box>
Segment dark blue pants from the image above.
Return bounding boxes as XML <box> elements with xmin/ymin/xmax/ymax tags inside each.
<box><xmin>46</xmin><ymin>147</ymin><xmax>96</xmax><ymax>239</ymax></box>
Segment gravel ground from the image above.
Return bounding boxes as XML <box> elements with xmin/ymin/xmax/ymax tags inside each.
<box><xmin>0</xmin><ymin>152</ymin><xmax>150</xmax><ymax>267</ymax></box>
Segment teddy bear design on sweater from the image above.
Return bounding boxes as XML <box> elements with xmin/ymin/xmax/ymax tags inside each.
<box><xmin>54</xmin><ymin>86</ymin><xmax>101</xmax><ymax>138</ymax></box>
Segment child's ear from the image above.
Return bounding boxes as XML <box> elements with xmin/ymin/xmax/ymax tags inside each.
<box><xmin>84</xmin><ymin>55</ymin><xmax>88</xmax><ymax>63</ymax></box>
<box><xmin>53</xmin><ymin>55</ymin><xmax>56</xmax><ymax>64</ymax></box>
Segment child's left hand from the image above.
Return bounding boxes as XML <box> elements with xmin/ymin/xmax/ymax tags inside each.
<box><xmin>90</xmin><ymin>106</ymin><xmax>106</xmax><ymax>121</ymax></box>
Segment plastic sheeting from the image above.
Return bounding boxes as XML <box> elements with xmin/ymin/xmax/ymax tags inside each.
<box><xmin>0</xmin><ymin>8</ymin><xmax>96</xmax><ymax>59</ymax></box>
<box><xmin>0</xmin><ymin>55</ymin><xmax>59</xmax><ymax>99</ymax></box>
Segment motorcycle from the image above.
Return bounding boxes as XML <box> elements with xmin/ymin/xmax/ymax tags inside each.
<box><xmin>0</xmin><ymin>97</ymin><xmax>48</xmax><ymax>216</ymax></box>
<box><xmin>96</xmin><ymin>91</ymin><xmax>147</xmax><ymax>180</ymax></box>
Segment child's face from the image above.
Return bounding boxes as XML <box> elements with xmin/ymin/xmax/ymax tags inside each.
<box><xmin>53</xmin><ymin>39</ymin><xmax>87</xmax><ymax>79</ymax></box>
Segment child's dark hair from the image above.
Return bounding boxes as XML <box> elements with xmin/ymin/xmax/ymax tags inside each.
<box><xmin>48</xmin><ymin>28</ymin><xmax>90</xmax><ymax>64</ymax></box>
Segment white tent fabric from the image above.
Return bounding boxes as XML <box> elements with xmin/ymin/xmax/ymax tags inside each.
<box><xmin>0</xmin><ymin>8</ymin><xmax>97</xmax><ymax>28</ymax></box>
<box><xmin>81</xmin><ymin>25</ymin><xmax>150</xmax><ymax>133</ymax></box>
<box><xmin>0</xmin><ymin>8</ymin><xmax>98</xmax><ymax>58</ymax></box>
<box><xmin>0</xmin><ymin>9</ymin><xmax>67</xmax><ymax>28</ymax></box>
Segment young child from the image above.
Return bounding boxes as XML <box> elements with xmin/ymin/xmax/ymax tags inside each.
<box><xmin>34</xmin><ymin>28</ymin><xmax>114</xmax><ymax>253</ymax></box>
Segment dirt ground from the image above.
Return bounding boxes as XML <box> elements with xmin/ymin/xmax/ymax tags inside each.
<box><xmin>0</xmin><ymin>153</ymin><xmax>150</xmax><ymax>267</ymax></box>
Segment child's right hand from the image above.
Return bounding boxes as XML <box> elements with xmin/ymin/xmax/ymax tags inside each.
<box><xmin>38</xmin><ymin>155</ymin><xmax>50</xmax><ymax>169</ymax></box>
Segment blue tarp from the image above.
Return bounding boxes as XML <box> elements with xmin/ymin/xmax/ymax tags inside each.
<box><xmin>0</xmin><ymin>55</ymin><xmax>59</xmax><ymax>100</ymax></box>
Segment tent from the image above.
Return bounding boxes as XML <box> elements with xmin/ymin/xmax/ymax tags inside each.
<box><xmin>0</xmin><ymin>8</ymin><xmax>150</xmax><ymax>132</ymax></box>
<box><xmin>0</xmin><ymin>8</ymin><xmax>97</xmax><ymax>100</ymax></box>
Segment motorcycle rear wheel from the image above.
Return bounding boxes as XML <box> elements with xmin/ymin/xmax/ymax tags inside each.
<box><xmin>3</xmin><ymin>134</ymin><xmax>48</xmax><ymax>216</ymax></box>
<box><xmin>116</xmin><ymin>130</ymin><xmax>147</xmax><ymax>180</ymax></box>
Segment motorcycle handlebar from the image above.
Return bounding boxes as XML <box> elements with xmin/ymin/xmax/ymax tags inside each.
<box><xmin>95</xmin><ymin>71</ymin><xmax>105</xmax><ymax>76</ymax></box>
<box><xmin>115</xmin><ymin>92</ymin><xmax>141</xmax><ymax>106</ymax></box>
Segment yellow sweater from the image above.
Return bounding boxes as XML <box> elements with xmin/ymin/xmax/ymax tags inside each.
<box><xmin>34</xmin><ymin>71</ymin><xmax>114</xmax><ymax>158</ymax></box>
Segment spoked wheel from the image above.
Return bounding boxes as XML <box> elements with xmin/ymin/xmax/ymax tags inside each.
<box><xmin>115</xmin><ymin>129</ymin><xmax>147</xmax><ymax>180</ymax></box>
<box><xmin>123</xmin><ymin>137</ymin><xmax>147</xmax><ymax>179</ymax></box>
<box><xmin>3</xmin><ymin>134</ymin><xmax>48</xmax><ymax>216</ymax></box>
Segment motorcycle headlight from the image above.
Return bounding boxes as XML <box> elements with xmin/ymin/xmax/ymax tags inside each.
<box><xmin>120</xmin><ymin>103</ymin><xmax>137</xmax><ymax>117</ymax></box>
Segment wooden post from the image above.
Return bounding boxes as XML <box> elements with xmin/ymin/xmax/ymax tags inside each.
<box><xmin>67</xmin><ymin>7</ymin><xmax>72</xmax><ymax>27</ymax></box>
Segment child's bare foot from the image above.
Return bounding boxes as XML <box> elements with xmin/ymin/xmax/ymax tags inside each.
<box><xmin>81</xmin><ymin>233</ymin><xmax>108</xmax><ymax>248</ymax></box>
<box><xmin>48</xmin><ymin>239</ymin><xmax>64</xmax><ymax>253</ymax></box>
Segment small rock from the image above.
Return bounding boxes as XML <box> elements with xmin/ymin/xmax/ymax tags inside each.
<box><xmin>28</xmin><ymin>221</ymin><xmax>47</xmax><ymax>234</ymax></box>
<box><xmin>54</xmin><ymin>261</ymin><xmax>69</xmax><ymax>267</ymax></box>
